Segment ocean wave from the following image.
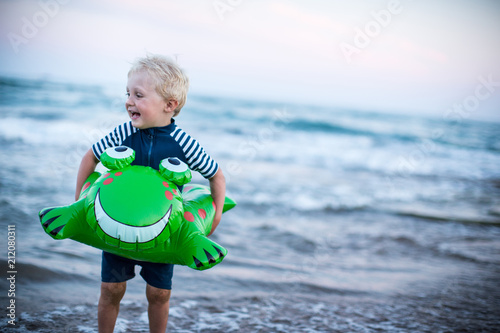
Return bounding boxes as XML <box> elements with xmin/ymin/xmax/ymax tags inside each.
<box><xmin>0</xmin><ymin>199</ymin><xmax>32</xmax><ymax>225</ymax></box>
<box><xmin>233</xmin><ymin>190</ymin><xmax>499</xmax><ymax>223</ymax></box>
<box><xmin>437</xmin><ymin>238</ymin><xmax>500</xmax><ymax>265</ymax></box>
<box><xmin>234</xmin><ymin>198</ymin><xmax>370</xmax><ymax>215</ymax></box>
<box><xmin>392</xmin><ymin>209</ymin><xmax>500</xmax><ymax>225</ymax></box>
<box><xmin>0</xmin><ymin>261</ymin><xmax>92</xmax><ymax>283</ymax></box>
<box><xmin>0</xmin><ymin>75</ymin><xmax>117</xmax><ymax>111</ymax></box>
<box><xmin>286</xmin><ymin>118</ymin><xmax>419</xmax><ymax>142</ymax></box>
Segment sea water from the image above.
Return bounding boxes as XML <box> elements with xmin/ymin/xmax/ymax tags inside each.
<box><xmin>0</xmin><ymin>76</ymin><xmax>499</xmax><ymax>332</ymax></box>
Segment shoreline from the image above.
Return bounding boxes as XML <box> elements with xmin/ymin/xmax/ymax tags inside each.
<box><xmin>2</xmin><ymin>252</ymin><xmax>499</xmax><ymax>332</ymax></box>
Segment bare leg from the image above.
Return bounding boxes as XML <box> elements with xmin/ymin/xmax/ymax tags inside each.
<box><xmin>146</xmin><ymin>284</ymin><xmax>171</xmax><ymax>333</ymax></box>
<box><xmin>98</xmin><ymin>282</ymin><xmax>126</xmax><ymax>333</ymax></box>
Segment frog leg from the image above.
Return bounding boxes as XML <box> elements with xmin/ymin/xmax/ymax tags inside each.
<box><xmin>186</xmin><ymin>234</ymin><xmax>228</xmax><ymax>271</ymax></box>
<box><xmin>174</xmin><ymin>221</ymin><xmax>228</xmax><ymax>271</ymax></box>
<box><xmin>39</xmin><ymin>199</ymin><xmax>87</xmax><ymax>240</ymax></box>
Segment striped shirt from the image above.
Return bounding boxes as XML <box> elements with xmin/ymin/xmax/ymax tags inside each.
<box><xmin>92</xmin><ymin>120</ymin><xmax>219</xmax><ymax>179</ymax></box>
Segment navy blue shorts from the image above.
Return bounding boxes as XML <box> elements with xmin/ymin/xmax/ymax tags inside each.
<box><xmin>101</xmin><ymin>252</ymin><xmax>174</xmax><ymax>290</ymax></box>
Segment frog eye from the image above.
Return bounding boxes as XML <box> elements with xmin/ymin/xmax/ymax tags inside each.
<box><xmin>159</xmin><ymin>157</ymin><xmax>192</xmax><ymax>185</ymax></box>
<box><xmin>100</xmin><ymin>146</ymin><xmax>135</xmax><ymax>170</ymax></box>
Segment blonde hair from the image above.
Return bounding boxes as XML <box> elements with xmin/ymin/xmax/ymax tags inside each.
<box><xmin>128</xmin><ymin>54</ymin><xmax>189</xmax><ymax>116</ymax></box>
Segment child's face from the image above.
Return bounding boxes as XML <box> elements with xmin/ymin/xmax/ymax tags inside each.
<box><xmin>126</xmin><ymin>70</ymin><xmax>171</xmax><ymax>129</ymax></box>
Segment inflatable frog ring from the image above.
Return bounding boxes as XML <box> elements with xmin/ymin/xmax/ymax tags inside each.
<box><xmin>39</xmin><ymin>146</ymin><xmax>236</xmax><ymax>270</ymax></box>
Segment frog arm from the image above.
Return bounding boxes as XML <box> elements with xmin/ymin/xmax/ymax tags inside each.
<box><xmin>182</xmin><ymin>184</ymin><xmax>236</xmax><ymax>235</ymax></box>
<box><xmin>78</xmin><ymin>172</ymin><xmax>101</xmax><ymax>200</ymax></box>
<box><xmin>171</xmin><ymin>221</ymin><xmax>228</xmax><ymax>271</ymax></box>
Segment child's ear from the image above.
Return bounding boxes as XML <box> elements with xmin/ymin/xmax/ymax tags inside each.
<box><xmin>164</xmin><ymin>99</ymin><xmax>179</xmax><ymax>113</ymax></box>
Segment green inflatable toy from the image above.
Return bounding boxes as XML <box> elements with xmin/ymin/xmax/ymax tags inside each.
<box><xmin>39</xmin><ymin>146</ymin><xmax>236</xmax><ymax>271</ymax></box>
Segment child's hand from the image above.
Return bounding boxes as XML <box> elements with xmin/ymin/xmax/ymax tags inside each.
<box><xmin>208</xmin><ymin>169</ymin><xmax>226</xmax><ymax>236</ymax></box>
<box><xmin>75</xmin><ymin>149</ymin><xmax>99</xmax><ymax>201</ymax></box>
<box><xmin>209</xmin><ymin>211</ymin><xmax>222</xmax><ymax>236</ymax></box>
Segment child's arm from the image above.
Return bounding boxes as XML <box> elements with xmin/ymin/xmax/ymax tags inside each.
<box><xmin>208</xmin><ymin>168</ymin><xmax>226</xmax><ymax>236</ymax></box>
<box><xmin>75</xmin><ymin>149</ymin><xmax>99</xmax><ymax>201</ymax></box>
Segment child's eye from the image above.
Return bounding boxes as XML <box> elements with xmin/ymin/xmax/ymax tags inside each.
<box><xmin>125</xmin><ymin>92</ymin><xmax>130</xmax><ymax>97</ymax></box>
<box><xmin>136</xmin><ymin>94</ymin><xmax>142</xmax><ymax>98</ymax></box>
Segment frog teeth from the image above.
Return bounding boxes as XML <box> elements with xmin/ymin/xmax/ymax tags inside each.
<box><xmin>94</xmin><ymin>190</ymin><xmax>171</xmax><ymax>243</ymax></box>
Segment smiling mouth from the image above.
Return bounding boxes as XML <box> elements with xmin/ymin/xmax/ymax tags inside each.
<box><xmin>129</xmin><ymin>110</ymin><xmax>141</xmax><ymax>120</ymax></box>
<box><xmin>94</xmin><ymin>190</ymin><xmax>171</xmax><ymax>243</ymax></box>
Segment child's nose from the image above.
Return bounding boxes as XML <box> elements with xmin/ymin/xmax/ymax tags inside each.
<box><xmin>125</xmin><ymin>95</ymin><xmax>133</xmax><ymax>107</ymax></box>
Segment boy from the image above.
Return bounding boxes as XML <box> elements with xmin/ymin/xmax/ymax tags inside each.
<box><xmin>75</xmin><ymin>55</ymin><xmax>226</xmax><ymax>333</ymax></box>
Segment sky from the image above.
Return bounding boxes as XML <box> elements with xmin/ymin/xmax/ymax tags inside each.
<box><xmin>1</xmin><ymin>0</ymin><xmax>499</xmax><ymax>121</ymax></box>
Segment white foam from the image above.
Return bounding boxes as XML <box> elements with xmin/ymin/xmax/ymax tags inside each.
<box><xmin>113</xmin><ymin>317</ymin><xmax>130</xmax><ymax>333</ymax></box>
<box><xmin>193</xmin><ymin>310</ymin><xmax>251</xmax><ymax>332</ymax></box>
<box><xmin>77</xmin><ymin>326</ymin><xmax>97</xmax><ymax>333</ymax></box>
<box><xmin>168</xmin><ymin>306</ymin><xmax>185</xmax><ymax>318</ymax></box>
<box><xmin>180</xmin><ymin>300</ymin><xmax>198</xmax><ymax>308</ymax></box>
<box><xmin>139</xmin><ymin>311</ymin><xmax>149</xmax><ymax>323</ymax></box>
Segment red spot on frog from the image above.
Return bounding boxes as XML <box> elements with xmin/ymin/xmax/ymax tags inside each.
<box><xmin>165</xmin><ymin>191</ymin><xmax>173</xmax><ymax>200</ymax></box>
<box><xmin>82</xmin><ymin>182</ymin><xmax>91</xmax><ymax>192</ymax></box>
<box><xmin>184</xmin><ymin>212</ymin><xmax>195</xmax><ymax>222</ymax></box>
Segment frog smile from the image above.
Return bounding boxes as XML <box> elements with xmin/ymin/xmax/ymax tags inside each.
<box><xmin>94</xmin><ymin>190</ymin><xmax>171</xmax><ymax>243</ymax></box>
